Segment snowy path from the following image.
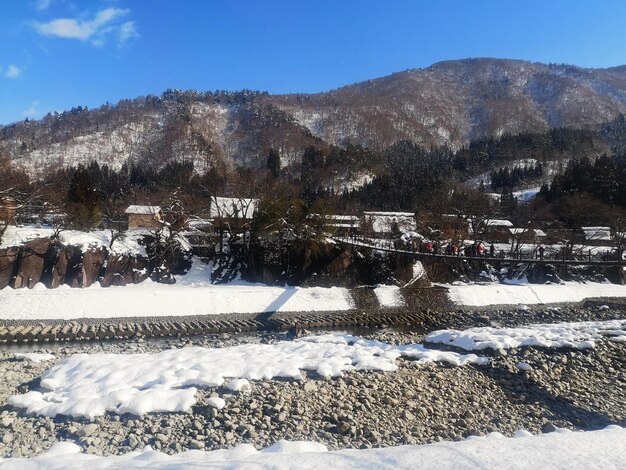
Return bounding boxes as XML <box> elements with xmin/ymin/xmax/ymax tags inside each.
<box><xmin>0</xmin><ymin>427</ymin><xmax>624</xmax><ymax>469</ymax></box>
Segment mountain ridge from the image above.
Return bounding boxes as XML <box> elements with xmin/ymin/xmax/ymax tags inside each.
<box><xmin>2</xmin><ymin>57</ymin><xmax>626</xmax><ymax>177</ymax></box>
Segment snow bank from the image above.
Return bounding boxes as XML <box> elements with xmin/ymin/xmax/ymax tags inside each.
<box><xmin>8</xmin><ymin>334</ymin><xmax>487</xmax><ymax>418</ymax></box>
<box><xmin>373</xmin><ymin>286</ymin><xmax>405</xmax><ymax>308</ymax></box>
<box><xmin>0</xmin><ymin>281</ymin><xmax>355</xmax><ymax>320</ymax></box>
<box><xmin>426</xmin><ymin>319</ymin><xmax>626</xmax><ymax>352</ymax></box>
<box><xmin>447</xmin><ymin>281</ymin><xmax>626</xmax><ymax>306</ymax></box>
<box><xmin>0</xmin><ymin>226</ymin><xmax>147</xmax><ymax>256</ymax></box>
<box><xmin>1</xmin><ymin>427</ymin><xmax>625</xmax><ymax>469</ymax></box>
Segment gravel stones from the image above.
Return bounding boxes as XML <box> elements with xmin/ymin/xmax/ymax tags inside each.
<box><xmin>0</xmin><ymin>303</ymin><xmax>625</xmax><ymax>458</ymax></box>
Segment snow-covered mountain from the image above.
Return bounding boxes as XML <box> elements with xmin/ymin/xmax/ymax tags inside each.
<box><xmin>2</xmin><ymin>58</ymin><xmax>626</xmax><ymax>177</ymax></box>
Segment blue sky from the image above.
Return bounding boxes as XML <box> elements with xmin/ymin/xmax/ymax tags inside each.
<box><xmin>1</xmin><ymin>0</ymin><xmax>625</xmax><ymax>124</ymax></box>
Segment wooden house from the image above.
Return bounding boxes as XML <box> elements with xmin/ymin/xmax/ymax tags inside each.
<box><xmin>124</xmin><ymin>205</ymin><xmax>163</xmax><ymax>230</ymax></box>
<box><xmin>440</xmin><ymin>214</ymin><xmax>470</xmax><ymax>240</ymax></box>
<box><xmin>577</xmin><ymin>226</ymin><xmax>613</xmax><ymax>246</ymax></box>
<box><xmin>508</xmin><ymin>227</ymin><xmax>547</xmax><ymax>245</ymax></box>
<box><xmin>307</xmin><ymin>214</ymin><xmax>360</xmax><ymax>235</ymax></box>
<box><xmin>0</xmin><ymin>197</ymin><xmax>17</xmax><ymax>225</ymax></box>
<box><xmin>362</xmin><ymin>211</ymin><xmax>416</xmax><ymax>236</ymax></box>
<box><xmin>209</xmin><ymin>196</ymin><xmax>258</xmax><ymax>232</ymax></box>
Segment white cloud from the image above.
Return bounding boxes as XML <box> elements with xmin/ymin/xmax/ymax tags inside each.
<box><xmin>5</xmin><ymin>65</ymin><xmax>22</xmax><ymax>79</ymax></box>
<box><xmin>118</xmin><ymin>21</ymin><xmax>138</xmax><ymax>44</ymax></box>
<box><xmin>22</xmin><ymin>101</ymin><xmax>41</xmax><ymax>119</ymax></box>
<box><xmin>34</xmin><ymin>7</ymin><xmax>136</xmax><ymax>46</ymax></box>
<box><xmin>34</xmin><ymin>0</ymin><xmax>54</xmax><ymax>11</ymax></box>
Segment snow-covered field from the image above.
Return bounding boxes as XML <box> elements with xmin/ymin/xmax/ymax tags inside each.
<box><xmin>446</xmin><ymin>281</ymin><xmax>626</xmax><ymax>306</ymax></box>
<box><xmin>0</xmin><ymin>282</ymin><xmax>354</xmax><ymax>321</ymax></box>
<box><xmin>8</xmin><ymin>334</ymin><xmax>486</xmax><ymax>418</ymax></box>
<box><xmin>1</xmin><ymin>426</ymin><xmax>624</xmax><ymax>469</ymax></box>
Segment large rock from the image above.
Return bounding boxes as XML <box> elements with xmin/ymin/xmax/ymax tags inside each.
<box><xmin>0</xmin><ymin>247</ymin><xmax>19</xmax><ymax>289</ymax></box>
<box><xmin>13</xmin><ymin>238</ymin><xmax>51</xmax><ymax>288</ymax></box>
<box><xmin>49</xmin><ymin>245</ymin><xmax>76</xmax><ymax>288</ymax></box>
<box><xmin>80</xmin><ymin>248</ymin><xmax>107</xmax><ymax>287</ymax></box>
<box><xmin>101</xmin><ymin>255</ymin><xmax>149</xmax><ymax>287</ymax></box>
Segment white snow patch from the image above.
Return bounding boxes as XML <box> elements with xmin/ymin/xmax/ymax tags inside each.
<box><xmin>374</xmin><ymin>285</ymin><xmax>405</xmax><ymax>308</ymax></box>
<box><xmin>1</xmin><ymin>426</ymin><xmax>624</xmax><ymax>469</ymax></box>
<box><xmin>8</xmin><ymin>334</ymin><xmax>487</xmax><ymax>418</ymax></box>
<box><xmin>225</xmin><ymin>378</ymin><xmax>251</xmax><ymax>392</ymax></box>
<box><xmin>206</xmin><ymin>397</ymin><xmax>226</xmax><ymax>410</ymax></box>
<box><xmin>446</xmin><ymin>281</ymin><xmax>626</xmax><ymax>306</ymax></box>
<box><xmin>13</xmin><ymin>353</ymin><xmax>55</xmax><ymax>363</ymax></box>
<box><xmin>426</xmin><ymin>319</ymin><xmax>626</xmax><ymax>352</ymax></box>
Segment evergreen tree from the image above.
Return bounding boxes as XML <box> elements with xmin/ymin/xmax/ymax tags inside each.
<box><xmin>67</xmin><ymin>165</ymin><xmax>101</xmax><ymax>228</ymax></box>
<box><xmin>266</xmin><ymin>148</ymin><xmax>281</xmax><ymax>178</ymax></box>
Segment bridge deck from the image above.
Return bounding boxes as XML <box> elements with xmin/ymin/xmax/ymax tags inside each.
<box><xmin>332</xmin><ymin>237</ymin><xmax>625</xmax><ymax>267</ymax></box>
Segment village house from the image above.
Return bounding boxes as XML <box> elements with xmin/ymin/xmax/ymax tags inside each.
<box><xmin>307</xmin><ymin>214</ymin><xmax>360</xmax><ymax>236</ymax></box>
<box><xmin>0</xmin><ymin>197</ymin><xmax>17</xmax><ymax>226</ymax></box>
<box><xmin>362</xmin><ymin>211</ymin><xmax>417</xmax><ymax>236</ymax></box>
<box><xmin>577</xmin><ymin>226</ymin><xmax>613</xmax><ymax>246</ymax></box>
<box><xmin>124</xmin><ymin>205</ymin><xmax>163</xmax><ymax>230</ymax></box>
<box><xmin>439</xmin><ymin>214</ymin><xmax>470</xmax><ymax>240</ymax></box>
<box><xmin>209</xmin><ymin>196</ymin><xmax>258</xmax><ymax>232</ymax></box>
<box><xmin>483</xmin><ymin>219</ymin><xmax>513</xmax><ymax>242</ymax></box>
<box><xmin>508</xmin><ymin>227</ymin><xmax>548</xmax><ymax>246</ymax></box>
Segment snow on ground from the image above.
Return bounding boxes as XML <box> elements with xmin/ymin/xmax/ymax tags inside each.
<box><xmin>426</xmin><ymin>319</ymin><xmax>626</xmax><ymax>352</ymax></box>
<box><xmin>7</xmin><ymin>334</ymin><xmax>487</xmax><ymax>418</ymax></box>
<box><xmin>373</xmin><ymin>286</ymin><xmax>405</xmax><ymax>308</ymax></box>
<box><xmin>0</xmin><ymin>226</ymin><xmax>147</xmax><ymax>256</ymax></box>
<box><xmin>0</xmin><ymin>281</ymin><xmax>354</xmax><ymax>321</ymax></box>
<box><xmin>446</xmin><ymin>281</ymin><xmax>626</xmax><ymax>306</ymax></box>
<box><xmin>12</xmin><ymin>353</ymin><xmax>55</xmax><ymax>363</ymax></box>
<box><xmin>1</xmin><ymin>427</ymin><xmax>624</xmax><ymax>469</ymax></box>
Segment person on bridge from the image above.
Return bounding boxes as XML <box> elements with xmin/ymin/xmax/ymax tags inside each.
<box><xmin>489</xmin><ymin>244</ymin><xmax>495</xmax><ymax>257</ymax></box>
<box><xmin>539</xmin><ymin>245</ymin><xmax>545</xmax><ymax>260</ymax></box>
<box><xmin>476</xmin><ymin>242</ymin><xmax>484</xmax><ymax>257</ymax></box>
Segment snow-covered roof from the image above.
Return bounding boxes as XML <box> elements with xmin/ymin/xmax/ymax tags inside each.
<box><xmin>328</xmin><ymin>215</ymin><xmax>360</xmax><ymax>222</ymax></box>
<box><xmin>486</xmin><ymin>219</ymin><xmax>513</xmax><ymax>227</ymax></box>
<box><xmin>124</xmin><ymin>205</ymin><xmax>161</xmax><ymax>215</ymax></box>
<box><xmin>363</xmin><ymin>211</ymin><xmax>414</xmax><ymax>217</ymax></box>
<box><xmin>581</xmin><ymin>227</ymin><xmax>612</xmax><ymax>241</ymax></box>
<box><xmin>209</xmin><ymin>196</ymin><xmax>258</xmax><ymax>220</ymax></box>
<box><xmin>509</xmin><ymin>228</ymin><xmax>547</xmax><ymax>237</ymax></box>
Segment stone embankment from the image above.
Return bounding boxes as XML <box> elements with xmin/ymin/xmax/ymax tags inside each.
<box><xmin>0</xmin><ymin>286</ymin><xmax>449</xmax><ymax>343</ymax></box>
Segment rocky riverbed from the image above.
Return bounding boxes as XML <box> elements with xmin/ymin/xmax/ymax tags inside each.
<box><xmin>0</xmin><ymin>303</ymin><xmax>625</xmax><ymax>458</ymax></box>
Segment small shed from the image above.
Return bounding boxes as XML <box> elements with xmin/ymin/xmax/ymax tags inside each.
<box><xmin>0</xmin><ymin>197</ymin><xmax>17</xmax><ymax>225</ymax></box>
<box><xmin>209</xmin><ymin>196</ymin><xmax>258</xmax><ymax>231</ymax></box>
<box><xmin>124</xmin><ymin>205</ymin><xmax>162</xmax><ymax>230</ymax></box>
<box><xmin>362</xmin><ymin>212</ymin><xmax>416</xmax><ymax>236</ymax></box>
